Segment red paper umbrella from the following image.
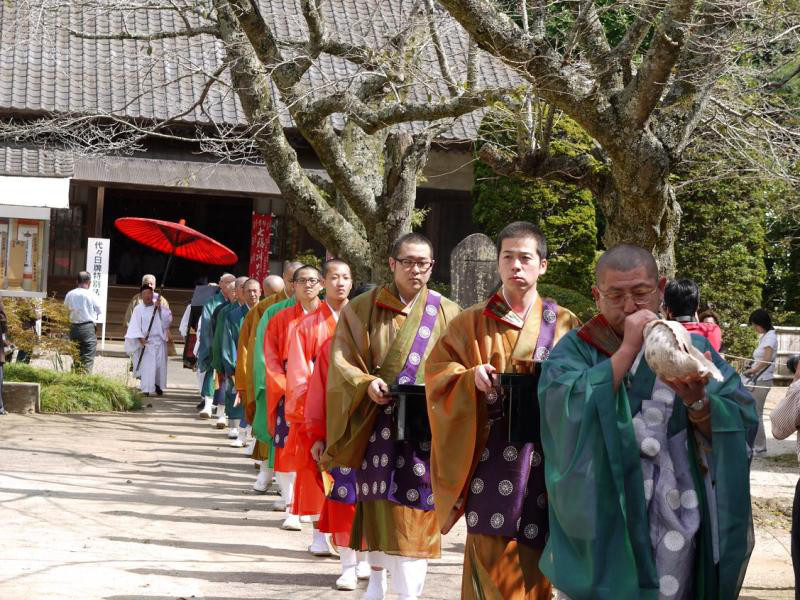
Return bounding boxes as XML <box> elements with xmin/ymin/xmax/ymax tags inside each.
<box><xmin>114</xmin><ymin>217</ymin><xmax>237</xmax><ymax>266</ymax></box>
<box><xmin>114</xmin><ymin>217</ymin><xmax>237</xmax><ymax>371</ymax></box>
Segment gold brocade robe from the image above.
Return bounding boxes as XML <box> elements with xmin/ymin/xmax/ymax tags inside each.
<box><xmin>322</xmin><ymin>284</ymin><xmax>460</xmax><ymax>558</ymax></box>
<box><xmin>239</xmin><ymin>290</ymin><xmax>288</xmax><ymax>423</ymax></box>
<box><xmin>424</xmin><ymin>294</ymin><xmax>579</xmax><ymax>599</ymax></box>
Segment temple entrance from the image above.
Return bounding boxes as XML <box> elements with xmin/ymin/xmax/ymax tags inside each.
<box><xmin>102</xmin><ymin>188</ymin><xmax>254</xmax><ymax>288</ymax></box>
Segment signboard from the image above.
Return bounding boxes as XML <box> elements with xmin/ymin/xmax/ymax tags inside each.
<box><xmin>248</xmin><ymin>212</ymin><xmax>272</xmax><ymax>284</ymax></box>
<box><xmin>86</xmin><ymin>238</ymin><xmax>110</xmax><ymax>324</ymax></box>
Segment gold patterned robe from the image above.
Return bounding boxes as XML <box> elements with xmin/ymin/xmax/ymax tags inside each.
<box><xmin>322</xmin><ymin>284</ymin><xmax>460</xmax><ymax>558</ymax></box>
<box><xmin>425</xmin><ymin>294</ymin><xmax>580</xmax><ymax>599</ymax></box>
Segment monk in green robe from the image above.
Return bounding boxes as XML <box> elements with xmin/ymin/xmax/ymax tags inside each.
<box><xmin>538</xmin><ymin>245</ymin><xmax>757</xmax><ymax>600</ymax></box>
<box><xmin>196</xmin><ymin>273</ymin><xmax>234</xmax><ymax>418</ymax></box>
<box><xmin>211</xmin><ymin>277</ymin><xmax>246</xmax><ymax>436</ymax></box>
<box><xmin>220</xmin><ymin>277</ymin><xmax>260</xmax><ymax>448</ymax></box>
<box><xmin>322</xmin><ymin>233</ymin><xmax>460</xmax><ymax>600</ymax></box>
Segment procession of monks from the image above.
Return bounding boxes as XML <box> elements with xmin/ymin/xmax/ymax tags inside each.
<box><xmin>190</xmin><ymin>222</ymin><xmax>758</xmax><ymax>600</ymax></box>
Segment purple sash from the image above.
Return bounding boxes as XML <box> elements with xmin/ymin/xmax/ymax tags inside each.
<box><xmin>356</xmin><ymin>291</ymin><xmax>441</xmax><ymax>511</ymax></box>
<box><xmin>274</xmin><ymin>398</ymin><xmax>289</xmax><ymax>448</ymax></box>
<box><xmin>328</xmin><ymin>467</ymin><xmax>358</xmax><ymax>505</ymax></box>
<box><xmin>465</xmin><ymin>299</ymin><xmax>558</xmax><ymax>547</ymax></box>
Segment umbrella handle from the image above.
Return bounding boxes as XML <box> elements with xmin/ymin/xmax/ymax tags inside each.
<box><xmin>135</xmin><ymin>251</ymin><xmax>176</xmax><ymax>372</ymax></box>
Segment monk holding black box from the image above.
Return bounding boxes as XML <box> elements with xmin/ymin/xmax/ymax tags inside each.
<box><xmin>425</xmin><ymin>222</ymin><xmax>580</xmax><ymax>600</ymax></box>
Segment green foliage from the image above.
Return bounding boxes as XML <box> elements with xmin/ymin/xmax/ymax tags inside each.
<box><xmin>292</xmin><ymin>250</ymin><xmax>322</xmax><ymax>270</ymax></box>
<box><xmin>473</xmin><ymin>111</ymin><xmax>598</xmax><ymax>295</ymax></box>
<box><xmin>675</xmin><ymin>176</ymin><xmax>767</xmax><ymax>358</ymax></box>
<box><xmin>426</xmin><ymin>280</ymin><xmax>452</xmax><ymax>299</ymax></box>
<box><xmin>5</xmin><ymin>363</ymin><xmax>143</xmax><ymax>413</ymax></box>
<box><xmin>4</xmin><ymin>297</ymin><xmax>77</xmax><ymax>367</ymax></box>
<box><xmin>539</xmin><ymin>283</ymin><xmax>596</xmax><ymax>322</ymax></box>
<box><xmin>763</xmin><ymin>176</ymin><xmax>800</xmax><ymax>313</ymax></box>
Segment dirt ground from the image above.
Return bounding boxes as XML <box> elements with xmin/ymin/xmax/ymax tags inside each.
<box><xmin>0</xmin><ymin>355</ymin><xmax>795</xmax><ymax>599</ymax></box>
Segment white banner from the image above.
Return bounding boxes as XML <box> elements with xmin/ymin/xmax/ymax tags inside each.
<box><xmin>86</xmin><ymin>237</ymin><xmax>110</xmax><ymax>324</ymax></box>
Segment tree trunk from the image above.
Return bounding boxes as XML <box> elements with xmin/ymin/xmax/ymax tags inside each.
<box><xmin>597</xmin><ymin>140</ymin><xmax>681</xmax><ymax>276</ymax></box>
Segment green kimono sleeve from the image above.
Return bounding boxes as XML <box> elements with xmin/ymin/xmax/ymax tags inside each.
<box><xmin>211</xmin><ymin>303</ymin><xmax>234</xmax><ymax>374</ymax></box>
<box><xmin>538</xmin><ymin>330</ymin><xmax>758</xmax><ymax>600</ymax></box>
<box><xmin>538</xmin><ymin>330</ymin><xmax>657</xmax><ymax>599</ymax></box>
<box><xmin>196</xmin><ymin>292</ymin><xmax>222</xmax><ymax>372</ymax></box>
<box><xmin>220</xmin><ymin>305</ymin><xmax>246</xmax><ymax>377</ymax></box>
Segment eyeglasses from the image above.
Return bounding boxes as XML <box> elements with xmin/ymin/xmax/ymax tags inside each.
<box><xmin>394</xmin><ymin>257</ymin><xmax>434</xmax><ymax>273</ymax></box>
<box><xmin>294</xmin><ymin>277</ymin><xmax>321</xmax><ymax>286</ymax></box>
<box><xmin>596</xmin><ymin>287</ymin><xmax>658</xmax><ymax>307</ymax></box>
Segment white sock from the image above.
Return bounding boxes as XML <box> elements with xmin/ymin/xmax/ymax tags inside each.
<box><xmin>339</xmin><ymin>547</ymin><xmax>357</xmax><ymax>569</ymax></box>
<box><xmin>388</xmin><ymin>556</ymin><xmax>427</xmax><ymax>597</ymax></box>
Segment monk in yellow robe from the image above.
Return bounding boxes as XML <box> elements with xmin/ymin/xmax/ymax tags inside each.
<box><xmin>425</xmin><ymin>222</ymin><xmax>580</xmax><ymax>600</ymax></box>
<box><xmin>322</xmin><ymin>233</ymin><xmax>459</xmax><ymax>600</ymax></box>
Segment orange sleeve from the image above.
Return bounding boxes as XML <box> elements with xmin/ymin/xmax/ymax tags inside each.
<box><xmin>264</xmin><ymin>312</ymin><xmax>287</xmax><ymax>437</ymax></box>
<box><xmin>285</xmin><ymin>319</ymin><xmax>314</xmax><ymax>424</ymax></box>
<box><xmin>305</xmin><ymin>338</ymin><xmax>332</xmax><ymax>445</ymax></box>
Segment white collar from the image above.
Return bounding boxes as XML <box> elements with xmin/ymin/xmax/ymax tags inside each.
<box><xmin>399</xmin><ymin>290</ymin><xmax>421</xmax><ymax>310</ymax></box>
<box><xmin>501</xmin><ymin>287</ymin><xmax>538</xmax><ymax>322</ymax></box>
<box><xmin>325</xmin><ymin>300</ymin><xmax>341</xmax><ymax>322</ymax></box>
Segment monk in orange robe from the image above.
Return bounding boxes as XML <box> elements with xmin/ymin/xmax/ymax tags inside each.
<box><xmin>264</xmin><ymin>264</ymin><xmax>322</xmax><ymax>532</ymax></box>
<box><xmin>425</xmin><ymin>222</ymin><xmax>580</xmax><ymax>600</ymax></box>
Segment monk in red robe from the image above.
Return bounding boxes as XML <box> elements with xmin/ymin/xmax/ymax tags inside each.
<box><xmin>286</xmin><ymin>259</ymin><xmax>353</xmax><ymax>558</ymax></box>
<box><xmin>264</xmin><ymin>265</ymin><xmax>322</xmax><ymax>532</ymax></box>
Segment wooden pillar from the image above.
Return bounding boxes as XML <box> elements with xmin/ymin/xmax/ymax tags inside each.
<box><xmin>94</xmin><ymin>186</ymin><xmax>105</xmax><ymax>237</ymax></box>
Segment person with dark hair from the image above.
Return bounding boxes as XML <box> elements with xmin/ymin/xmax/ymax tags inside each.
<box><xmin>537</xmin><ymin>244</ymin><xmax>756</xmax><ymax>599</ymax></box>
<box><xmin>745</xmin><ymin>308</ymin><xmax>777</xmax><ymax>453</ymax></box>
<box><xmin>264</xmin><ymin>265</ymin><xmax>324</xmax><ymax>531</ymax></box>
<box><xmin>63</xmin><ymin>271</ymin><xmax>102</xmax><ymax>373</ymax></box>
<box><xmin>286</xmin><ymin>259</ymin><xmax>361</xmax><ymax>578</ymax></box>
<box><xmin>426</xmin><ymin>221</ymin><xmax>580</xmax><ymax>599</ymax></box>
<box><xmin>663</xmin><ymin>278</ymin><xmax>722</xmax><ymax>351</ymax></box>
<box><xmin>322</xmin><ymin>234</ymin><xmax>460</xmax><ymax>600</ymax></box>
<box><xmin>770</xmin><ymin>354</ymin><xmax>800</xmax><ymax>595</ymax></box>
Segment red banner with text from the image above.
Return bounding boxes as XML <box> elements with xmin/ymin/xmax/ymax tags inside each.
<box><xmin>248</xmin><ymin>213</ymin><xmax>272</xmax><ymax>284</ymax></box>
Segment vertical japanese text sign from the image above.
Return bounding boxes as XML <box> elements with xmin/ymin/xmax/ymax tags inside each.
<box><xmin>248</xmin><ymin>213</ymin><xmax>272</xmax><ymax>284</ymax></box>
<box><xmin>86</xmin><ymin>238</ymin><xmax>110</xmax><ymax>324</ymax></box>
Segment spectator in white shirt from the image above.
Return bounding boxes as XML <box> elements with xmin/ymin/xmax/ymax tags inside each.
<box><xmin>63</xmin><ymin>271</ymin><xmax>102</xmax><ymax>373</ymax></box>
<box><xmin>744</xmin><ymin>308</ymin><xmax>777</xmax><ymax>453</ymax></box>
<box><xmin>770</xmin><ymin>355</ymin><xmax>800</xmax><ymax>596</ymax></box>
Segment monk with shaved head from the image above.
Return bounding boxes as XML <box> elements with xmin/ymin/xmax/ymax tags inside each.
<box><xmin>197</xmin><ymin>273</ymin><xmax>235</xmax><ymax>419</ymax></box>
<box><xmin>537</xmin><ymin>244</ymin><xmax>757</xmax><ymax>599</ymax></box>
<box><xmin>247</xmin><ymin>261</ymin><xmax>302</xmax><ymax>494</ymax></box>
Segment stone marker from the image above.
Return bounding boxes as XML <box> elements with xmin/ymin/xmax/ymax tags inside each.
<box><xmin>4</xmin><ymin>382</ymin><xmax>40</xmax><ymax>414</ymax></box>
<box><xmin>450</xmin><ymin>233</ymin><xmax>498</xmax><ymax>309</ymax></box>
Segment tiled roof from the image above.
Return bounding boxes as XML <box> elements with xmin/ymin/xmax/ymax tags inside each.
<box><xmin>0</xmin><ymin>1</ymin><xmax>519</xmax><ymax>142</ymax></box>
<box><xmin>0</xmin><ymin>145</ymin><xmax>74</xmax><ymax>178</ymax></box>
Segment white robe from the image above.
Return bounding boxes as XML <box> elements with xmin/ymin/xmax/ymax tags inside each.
<box><xmin>124</xmin><ymin>302</ymin><xmax>172</xmax><ymax>393</ymax></box>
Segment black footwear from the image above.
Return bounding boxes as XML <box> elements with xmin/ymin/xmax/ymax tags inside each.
<box><xmin>196</xmin><ymin>399</ymin><xmax>205</xmax><ymax>410</ymax></box>
<box><xmin>155</xmin><ymin>386</ymin><xmax>163</xmax><ymax>396</ymax></box>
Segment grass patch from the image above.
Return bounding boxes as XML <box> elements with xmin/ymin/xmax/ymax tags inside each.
<box><xmin>5</xmin><ymin>363</ymin><xmax>143</xmax><ymax>413</ymax></box>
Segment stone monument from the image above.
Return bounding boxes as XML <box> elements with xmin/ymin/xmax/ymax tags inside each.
<box><xmin>450</xmin><ymin>233</ymin><xmax>498</xmax><ymax>309</ymax></box>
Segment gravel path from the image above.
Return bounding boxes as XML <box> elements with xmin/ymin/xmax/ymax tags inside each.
<box><xmin>0</xmin><ymin>363</ymin><xmax>795</xmax><ymax>599</ymax></box>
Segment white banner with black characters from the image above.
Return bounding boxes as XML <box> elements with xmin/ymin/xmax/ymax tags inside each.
<box><xmin>86</xmin><ymin>237</ymin><xmax>110</xmax><ymax>324</ymax></box>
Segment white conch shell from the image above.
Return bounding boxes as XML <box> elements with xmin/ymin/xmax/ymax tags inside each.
<box><xmin>643</xmin><ymin>319</ymin><xmax>723</xmax><ymax>383</ymax></box>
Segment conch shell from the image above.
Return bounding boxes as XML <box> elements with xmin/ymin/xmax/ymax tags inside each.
<box><xmin>643</xmin><ymin>319</ymin><xmax>723</xmax><ymax>383</ymax></box>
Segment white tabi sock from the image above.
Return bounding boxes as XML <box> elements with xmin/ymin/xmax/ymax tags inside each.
<box><xmin>387</xmin><ymin>556</ymin><xmax>427</xmax><ymax>598</ymax></box>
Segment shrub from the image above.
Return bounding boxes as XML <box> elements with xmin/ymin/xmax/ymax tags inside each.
<box><xmin>5</xmin><ymin>363</ymin><xmax>143</xmax><ymax>413</ymax></box>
